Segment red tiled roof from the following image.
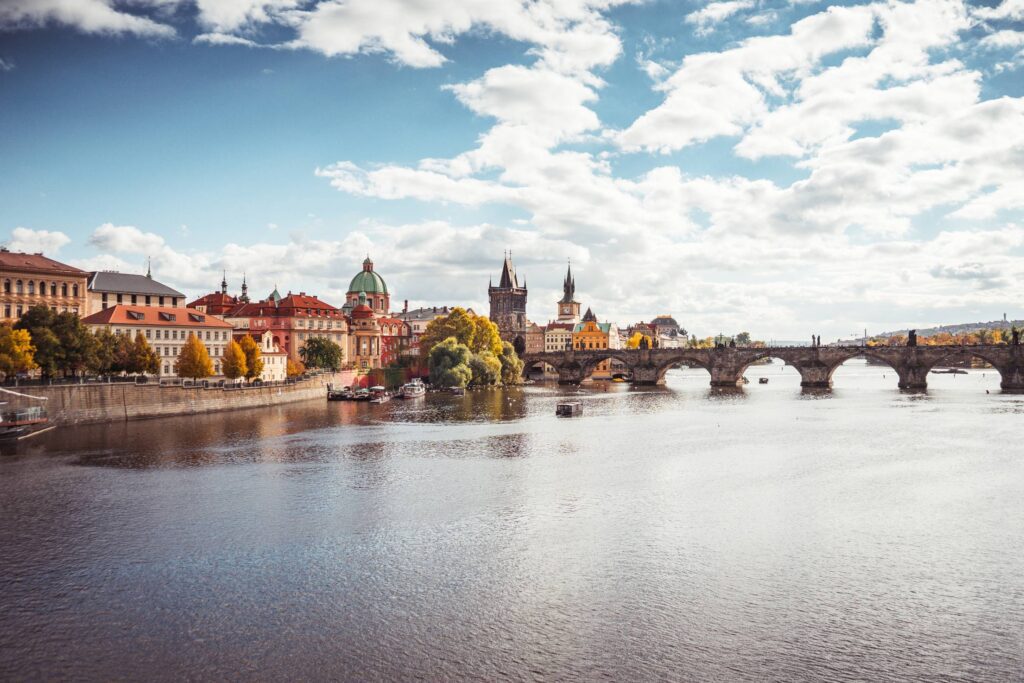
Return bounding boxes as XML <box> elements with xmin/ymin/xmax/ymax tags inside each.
<box><xmin>0</xmin><ymin>250</ymin><xmax>86</xmax><ymax>276</ymax></box>
<box><xmin>189</xmin><ymin>292</ymin><xmax>237</xmax><ymax>307</ymax></box>
<box><xmin>81</xmin><ymin>304</ymin><xmax>233</xmax><ymax>328</ymax></box>
<box><xmin>228</xmin><ymin>293</ymin><xmax>343</xmax><ymax>318</ymax></box>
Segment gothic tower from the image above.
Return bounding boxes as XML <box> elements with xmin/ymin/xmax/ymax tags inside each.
<box><xmin>556</xmin><ymin>261</ymin><xmax>581</xmax><ymax>323</ymax></box>
<box><xmin>488</xmin><ymin>252</ymin><xmax>529</xmax><ymax>349</ymax></box>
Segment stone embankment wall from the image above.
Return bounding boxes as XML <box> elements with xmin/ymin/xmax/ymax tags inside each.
<box><xmin>2</xmin><ymin>370</ymin><xmax>358</xmax><ymax>426</ymax></box>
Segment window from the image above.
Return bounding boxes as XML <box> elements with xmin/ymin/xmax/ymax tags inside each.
<box><xmin>172</xmin><ymin>330</ymin><xmax>178</xmax><ymax>340</ymax></box>
<box><xmin>102</xmin><ymin>293</ymin><xmax>108</xmax><ymax>305</ymax></box>
<box><xmin>62</xmin><ymin>283</ymin><xmax>68</xmax><ymax>296</ymax></box>
<box><xmin>146</xmin><ymin>330</ymin><xmax>151</xmax><ymax>339</ymax></box>
<box><xmin>131</xmin><ymin>295</ymin><xmax>137</xmax><ymax>304</ymax></box>
<box><xmin>159</xmin><ymin>296</ymin><xmax>165</xmax><ymax>306</ymax></box>
<box><xmin>39</xmin><ymin>281</ymin><xmax>45</xmax><ymax>295</ymax></box>
<box><xmin>50</xmin><ymin>283</ymin><xmax>56</xmax><ymax>296</ymax></box>
<box><xmin>72</xmin><ymin>284</ymin><xmax>79</xmax><ymax>297</ymax></box>
<box><xmin>160</xmin><ymin>312</ymin><xmax>177</xmax><ymax>322</ymax></box>
<box><xmin>116</xmin><ymin>293</ymin><xmax>123</xmax><ymax>304</ymax></box>
<box><xmin>16</xmin><ymin>305</ymin><xmax>23</xmax><ymax>317</ymax></box>
<box><xmin>145</xmin><ymin>296</ymin><xmax>151</xmax><ymax>305</ymax></box>
<box><xmin>16</xmin><ymin>280</ymin><xmax>23</xmax><ymax>294</ymax></box>
<box><xmin>3</xmin><ymin>305</ymin><xmax>9</xmax><ymax>318</ymax></box>
<box><xmin>127</xmin><ymin>310</ymin><xmax>145</xmax><ymax>321</ymax></box>
<box><xmin>188</xmin><ymin>313</ymin><xmax>205</xmax><ymax>323</ymax></box>
<box><xmin>27</xmin><ymin>281</ymin><xmax>34</xmax><ymax>295</ymax></box>
<box><xmin>3</xmin><ymin>280</ymin><xmax>9</xmax><ymax>294</ymax></box>
<box><xmin>164</xmin><ymin>364</ymin><xmax>169</xmax><ymax>374</ymax></box>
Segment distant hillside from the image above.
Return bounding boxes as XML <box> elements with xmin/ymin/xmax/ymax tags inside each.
<box><xmin>878</xmin><ymin>318</ymin><xmax>1023</xmax><ymax>338</ymax></box>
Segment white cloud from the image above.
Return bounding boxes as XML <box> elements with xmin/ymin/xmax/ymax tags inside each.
<box><xmin>972</xmin><ymin>0</ymin><xmax>1024</xmax><ymax>20</ymax></box>
<box><xmin>193</xmin><ymin>32</ymin><xmax>264</xmax><ymax>47</ymax></box>
<box><xmin>0</xmin><ymin>0</ymin><xmax>175</xmax><ymax>37</ymax></box>
<box><xmin>193</xmin><ymin>0</ymin><xmax>298</xmax><ymax>33</ymax></box>
<box><xmin>5</xmin><ymin>227</ymin><xmax>71</xmax><ymax>254</ymax></box>
<box><xmin>685</xmin><ymin>0</ymin><xmax>755</xmax><ymax>35</ymax></box>
<box><xmin>979</xmin><ymin>29</ymin><xmax>1024</xmax><ymax>49</ymax></box>
<box><xmin>0</xmin><ymin>57</ymin><xmax>13</xmax><ymax>71</ymax></box>
<box><xmin>88</xmin><ymin>223</ymin><xmax>166</xmax><ymax>255</ymax></box>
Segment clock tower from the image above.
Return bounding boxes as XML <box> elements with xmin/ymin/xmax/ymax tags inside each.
<box><xmin>557</xmin><ymin>261</ymin><xmax>581</xmax><ymax>323</ymax></box>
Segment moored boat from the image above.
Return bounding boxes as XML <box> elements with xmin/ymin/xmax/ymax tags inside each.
<box><xmin>399</xmin><ymin>378</ymin><xmax>426</xmax><ymax>398</ymax></box>
<box><xmin>556</xmin><ymin>400</ymin><xmax>582</xmax><ymax>417</ymax></box>
<box><xmin>369</xmin><ymin>386</ymin><xmax>391</xmax><ymax>403</ymax></box>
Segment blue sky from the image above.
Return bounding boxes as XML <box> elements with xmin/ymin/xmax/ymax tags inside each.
<box><xmin>1</xmin><ymin>0</ymin><xmax>1023</xmax><ymax>339</ymax></box>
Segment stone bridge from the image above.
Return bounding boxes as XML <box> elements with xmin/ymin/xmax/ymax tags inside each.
<box><xmin>521</xmin><ymin>345</ymin><xmax>1024</xmax><ymax>392</ymax></box>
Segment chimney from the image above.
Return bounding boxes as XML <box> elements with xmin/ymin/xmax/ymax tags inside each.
<box><xmin>404</xmin><ymin>299</ymin><xmax>408</xmax><ymax>313</ymax></box>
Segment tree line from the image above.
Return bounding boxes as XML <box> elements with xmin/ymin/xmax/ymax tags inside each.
<box><xmin>419</xmin><ymin>307</ymin><xmax>524</xmax><ymax>388</ymax></box>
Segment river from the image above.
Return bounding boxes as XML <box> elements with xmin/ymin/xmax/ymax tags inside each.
<box><xmin>1</xmin><ymin>359</ymin><xmax>1022</xmax><ymax>681</ymax></box>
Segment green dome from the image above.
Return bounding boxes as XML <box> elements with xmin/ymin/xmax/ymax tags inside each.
<box><xmin>348</xmin><ymin>267</ymin><xmax>388</xmax><ymax>294</ymax></box>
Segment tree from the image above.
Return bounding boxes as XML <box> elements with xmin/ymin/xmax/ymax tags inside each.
<box><xmin>175</xmin><ymin>333</ymin><xmax>214</xmax><ymax>380</ymax></box>
<box><xmin>286</xmin><ymin>358</ymin><xmax>305</xmax><ymax>378</ymax></box>
<box><xmin>89</xmin><ymin>328</ymin><xmax>117</xmax><ymax>375</ymax></box>
<box><xmin>626</xmin><ymin>332</ymin><xmax>652</xmax><ymax>349</ymax></box>
<box><xmin>52</xmin><ymin>312</ymin><xmax>98</xmax><ymax>377</ymax></box>
<box><xmin>15</xmin><ymin>307</ymin><xmax>98</xmax><ymax>378</ymax></box>
<box><xmin>469</xmin><ymin>350</ymin><xmax>502</xmax><ymax>386</ymax></box>
<box><xmin>0</xmin><ymin>326</ymin><xmax>36</xmax><ymax>379</ymax></box>
<box><xmin>222</xmin><ymin>340</ymin><xmax>247</xmax><ymax>381</ymax></box>
<box><xmin>428</xmin><ymin>336</ymin><xmax>473</xmax><ymax>388</ymax></box>
<box><xmin>111</xmin><ymin>333</ymin><xmax>134</xmax><ymax>374</ymax></box>
<box><xmin>498</xmin><ymin>341</ymin><xmax>524</xmax><ymax>385</ymax></box>
<box><xmin>131</xmin><ymin>332</ymin><xmax>160</xmax><ymax>375</ymax></box>
<box><xmin>735</xmin><ymin>331</ymin><xmax>752</xmax><ymax>346</ymax></box>
<box><xmin>469</xmin><ymin>314</ymin><xmax>503</xmax><ymax>355</ymax></box>
<box><xmin>419</xmin><ymin>307</ymin><xmax>477</xmax><ymax>359</ymax></box>
<box><xmin>299</xmin><ymin>336</ymin><xmax>344</xmax><ymax>370</ymax></box>
<box><xmin>14</xmin><ymin>306</ymin><xmax>60</xmax><ymax>378</ymax></box>
<box><xmin>239</xmin><ymin>335</ymin><xmax>264</xmax><ymax>382</ymax></box>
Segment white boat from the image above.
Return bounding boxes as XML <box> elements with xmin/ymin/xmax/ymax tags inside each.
<box><xmin>369</xmin><ymin>386</ymin><xmax>391</xmax><ymax>403</ymax></box>
<box><xmin>399</xmin><ymin>379</ymin><xmax>426</xmax><ymax>398</ymax></box>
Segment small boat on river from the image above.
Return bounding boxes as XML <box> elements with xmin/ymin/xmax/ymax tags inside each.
<box><xmin>759</xmin><ymin>377</ymin><xmax>769</xmax><ymax>384</ymax></box>
<box><xmin>0</xmin><ymin>404</ymin><xmax>50</xmax><ymax>440</ymax></box>
<box><xmin>327</xmin><ymin>385</ymin><xmax>353</xmax><ymax>401</ymax></box>
<box><xmin>399</xmin><ymin>379</ymin><xmax>426</xmax><ymax>398</ymax></box>
<box><xmin>369</xmin><ymin>386</ymin><xmax>391</xmax><ymax>403</ymax></box>
<box><xmin>931</xmin><ymin>368</ymin><xmax>968</xmax><ymax>375</ymax></box>
<box><xmin>556</xmin><ymin>400</ymin><xmax>582</xmax><ymax>417</ymax></box>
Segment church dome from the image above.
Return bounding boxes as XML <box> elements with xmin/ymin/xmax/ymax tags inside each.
<box><xmin>348</xmin><ymin>256</ymin><xmax>388</xmax><ymax>294</ymax></box>
<box><xmin>351</xmin><ymin>290</ymin><xmax>375</xmax><ymax>319</ymax></box>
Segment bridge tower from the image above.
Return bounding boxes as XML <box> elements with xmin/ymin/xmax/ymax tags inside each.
<box><xmin>556</xmin><ymin>261</ymin><xmax>580</xmax><ymax>323</ymax></box>
<box><xmin>488</xmin><ymin>252</ymin><xmax>529</xmax><ymax>352</ymax></box>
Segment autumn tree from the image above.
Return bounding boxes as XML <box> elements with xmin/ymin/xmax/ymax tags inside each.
<box><xmin>419</xmin><ymin>307</ymin><xmax>477</xmax><ymax>359</ymax></box>
<box><xmin>239</xmin><ymin>335</ymin><xmax>264</xmax><ymax>382</ymax></box>
<box><xmin>131</xmin><ymin>332</ymin><xmax>160</xmax><ymax>375</ymax></box>
<box><xmin>0</xmin><ymin>326</ymin><xmax>36</xmax><ymax>379</ymax></box>
<box><xmin>286</xmin><ymin>358</ymin><xmax>305</xmax><ymax>378</ymax></box>
<box><xmin>428</xmin><ymin>337</ymin><xmax>473</xmax><ymax>388</ymax></box>
<box><xmin>89</xmin><ymin>328</ymin><xmax>117</xmax><ymax>375</ymax></box>
<box><xmin>15</xmin><ymin>306</ymin><xmax>97</xmax><ymax>378</ymax></box>
<box><xmin>469</xmin><ymin>314</ymin><xmax>503</xmax><ymax>355</ymax></box>
<box><xmin>626</xmin><ymin>332</ymin><xmax>652</xmax><ymax>349</ymax></box>
<box><xmin>221</xmin><ymin>340</ymin><xmax>247</xmax><ymax>380</ymax></box>
<box><xmin>175</xmin><ymin>333</ymin><xmax>214</xmax><ymax>380</ymax></box>
<box><xmin>498</xmin><ymin>341</ymin><xmax>524</xmax><ymax>385</ymax></box>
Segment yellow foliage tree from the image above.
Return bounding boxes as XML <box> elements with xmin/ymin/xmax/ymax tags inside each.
<box><xmin>626</xmin><ymin>332</ymin><xmax>652</xmax><ymax>349</ymax></box>
<box><xmin>222</xmin><ymin>340</ymin><xmax>247</xmax><ymax>380</ymax></box>
<box><xmin>238</xmin><ymin>335</ymin><xmax>264</xmax><ymax>383</ymax></box>
<box><xmin>0</xmin><ymin>326</ymin><xmax>36</xmax><ymax>379</ymax></box>
<box><xmin>286</xmin><ymin>358</ymin><xmax>305</xmax><ymax>377</ymax></box>
<box><xmin>175</xmin><ymin>333</ymin><xmax>214</xmax><ymax>380</ymax></box>
<box><xmin>469</xmin><ymin>314</ymin><xmax>503</xmax><ymax>355</ymax></box>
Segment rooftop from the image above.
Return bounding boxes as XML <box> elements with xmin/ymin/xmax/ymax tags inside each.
<box><xmin>0</xmin><ymin>250</ymin><xmax>86</xmax><ymax>276</ymax></box>
<box><xmin>82</xmin><ymin>304</ymin><xmax>233</xmax><ymax>328</ymax></box>
<box><xmin>88</xmin><ymin>271</ymin><xmax>184</xmax><ymax>298</ymax></box>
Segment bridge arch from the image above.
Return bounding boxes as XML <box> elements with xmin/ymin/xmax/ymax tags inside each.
<box><xmin>652</xmin><ymin>353</ymin><xmax>712</xmax><ymax>383</ymax></box>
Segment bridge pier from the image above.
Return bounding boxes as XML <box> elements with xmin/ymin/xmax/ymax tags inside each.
<box><xmin>629</xmin><ymin>365</ymin><xmax>662</xmax><ymax>385</ymax></box>
<box><xmin>999</xmin><ymin>363</ymin><xmax>1024</xmax><ymax>393</ymax></box>
<box><xmin>895</xmin><ymin>364</ymin><xmax>929</xmax><ymax>391</ymax></box>
<box><xmin>556</xmin><ymin>366</ymin><xmax>584</xmax><ymax>385</ymax></box>
<box><xmin>793</xmin><ymin>362</ymin><xmax>833</xmax><ymax>389</ymax></box>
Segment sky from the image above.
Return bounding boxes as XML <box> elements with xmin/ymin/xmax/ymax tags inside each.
<box><xmin>1</xmin><ymin>0</ymin><xmax>1022</xmax><ymax>341</ymax></box>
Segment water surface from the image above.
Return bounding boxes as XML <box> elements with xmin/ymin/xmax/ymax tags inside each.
<box><xmin>2</xmin><ymin>360</ymin><xmax>1022</xmax><ymax>681</ymax></box>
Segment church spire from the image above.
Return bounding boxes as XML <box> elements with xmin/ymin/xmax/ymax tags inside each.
<box><xmin>560</xmin><ymin>259</ymin><xmax>576</xmax><ymax>303</ymax></box>
<box><xmin>221</xmin><ymin>270</ymin><xmax>227</xmax><ymax>295</ymax></box>
<box><xmin>240</xmin><ymin>273</ymin><xmax>249</xmax><ymax>302</ymax></box>
<box><xmin>499</xmin><ymin>252</ymin><xmax>518</xmax><ymax>288</ymax></box>
<box><xmin>146</xmin><ymin>256</ymin><xmax>152</xmax><ymax>279</ymax></box>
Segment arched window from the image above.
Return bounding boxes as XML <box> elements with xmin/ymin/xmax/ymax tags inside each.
<box><xmin>27</xmin><ymin>281</ymin><xmax>35</xmax><ymax>295</ymax></box>
<box><xmin>61</xmin><ymin>283</ymin><xmax>68</xmax><ymax>296</ymax></box>
<box><xmin>72</xmin><ymin>284</ymin><xmax>79</xmax><ymax>297</ymax></box>
<box><xmin>15</xmin><ymin>280</ymin><xmax>23</xmax><ymax>294</ymax></box>
<box><xmin>3</xmin><ymin>280</ymin><xmax>9</xmax><ymax>294</ymax></box>
<box><xmin>49</xmin><ymin>282</ymin><xmax>56</xmax><ymax>296</ymax></box>
<box><xmin>39</xmin><ymin>281</ymin><xmax>46</xmax><ymax>296</ymax></box>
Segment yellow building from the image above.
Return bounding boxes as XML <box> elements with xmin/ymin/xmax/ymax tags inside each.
<box><xmin>0</xmin><ymin>249</ymin><xmax>89</xmax><ymax>320</ymax></box>
<box><xmin>573</xmin><ymin>308</ymin><xmax>613</xmax><ymax>379</ymax></box>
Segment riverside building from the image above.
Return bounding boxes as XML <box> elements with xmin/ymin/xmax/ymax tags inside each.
<box><xmin>81</xmin><ymin>304</ymin><xmax>234</xmax><ymax>377</ymax></box>
<box><xmin>0</xmin><ymin>248</ymin><xmax>88</xmax><ymax>320</ymax></box>
<box><xmin>87</xmin><ymin>269</ymin><xmax>185</xmax><ymax>314</ymax></box>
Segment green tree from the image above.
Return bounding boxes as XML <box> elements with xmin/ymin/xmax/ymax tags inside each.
<box><xmin>52</xmin><ymin>312</ymin><xmax>98</xmax><ymax>377</ymax></box>
<box><xmin>239</xmin><ymin>335</ymin><xmax>264</xmax><ymax>382</ymax></box>
<box><xmin>111</xmin><ymin>333</ymin><xmax>134</xmax><ymax>374</ymax></box>
<box><xmin>0</xmin><ymin>326</ymin><xmax>37</xmax><ymax>379</ymax></box>
<box><xmin>175</xmin><ymin>333</ymin><xmax>214</xmax><ymax>380</ymax></box>
<box><xmin>14</xmin><ymin>306</ymin><xmax>60</xmax><ymax>378</ymax></box>
<box><xmin>299</xmin><ymin>336</ymin><xmax>344</xmax><ymax>370</ymax></box>
<box><xmin>428</xmin><ymin>336</ymin><xmax>473</xmax><ymax>388</ymax></box>
<box><xmin>89</xmin><ymin>328</ymin><xmax>117</xmax><ymax>375</ymax></box>
<box><xmin>419</xmin><ymin>307</ymin><xmax>477</xmax><ymax>359</ymax></box>
<box><xmin>469</xmin><ymin>350</ymin><xmax>502</xmax><ymax>386</ymax></box>
<box><xmin>498</xmin><ymin>341</ymin><xmax>524</xmax><ymax>385</ymax></box>
<box><xmin>221</xmin><ymin>339</ymin><xmax>247</xmax><ymax>380</ymax></box>
<box><xmin>735</xmin><ymin>331</ymin><xmax>752</xmax><ymax>346</ymax></box>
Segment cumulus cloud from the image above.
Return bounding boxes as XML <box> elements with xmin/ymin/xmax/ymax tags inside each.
<box><xmin>5</xmin><ymin>227</ymin><xmax>71</xmax><ymax>254</ymax></box>
<box><xmin>685</xmin><ymin>0</ymin><xmax>756</xmax><ymax>35</ymax></box>
<box><xmin>0</xmin><ymin>0</ymin><xmax>176</xmax><ymax>37</ymax></box>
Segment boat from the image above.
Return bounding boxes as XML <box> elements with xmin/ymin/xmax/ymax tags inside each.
<box><xmin>399</xmin><ymin>378</ymin><xmax>426</xmax><ymax>398</ymax></box>
<box><xmin>369</xmin><ymin>386</ymin><xmax>391</xmax><ymax>403</ymax></box>
<box><xmin>742</xmin><ymin>376</ymin><xmax>751</xmax><ymax>384</ymax></box>
<box><xmin>352</xmin><ymin>387</ymin><xmax>371</xmax><ymax>401</ymax></box>
<box><xmin>326</xmin><ymin>384</ymin><xmax>353</xmax><ymax>401</ymax></box>
<box><xmin>931</xmin><ymin>368</ymin><xmax>968</xmax><ymax>375</ymax></box>
<box><xmin>0</xmin><ymin>405</ymin><xmax>50</xmax><ymax>440</ymax></box>
<box><xmin>449</xmin><ymin>387</ymin><xmax>466</xmax><ymax>396</ymax></box>
<box><xmin>759</xmin><ymin>377</ymin><xmax>769</xmax><ymax>384</ymax></box>
<box><xmin>556</xmin><ymin>400</ymin><xmax>582</xmax><ymax>417</ymax></box>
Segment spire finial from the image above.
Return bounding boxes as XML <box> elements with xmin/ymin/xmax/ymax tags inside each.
<box><xmin>146</xmin><ymin>256</ymin><xmax>152</xmax><ymax>279</ymax></box>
